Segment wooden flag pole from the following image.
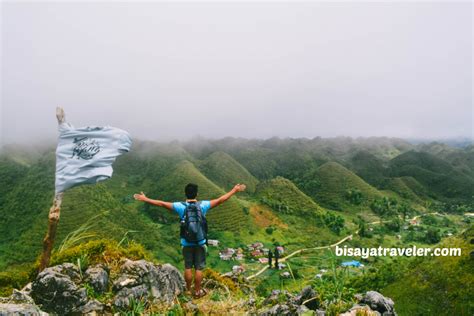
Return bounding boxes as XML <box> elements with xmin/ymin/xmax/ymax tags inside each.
<box><xmin>38</xmin><ymin>107</ymin><xmax>65</xmax><ymax>272</ymax></box>
<box><xmin>39</xmin><ymin>192</ymin><xmax>63</xmax><ymax>271</ymax></box>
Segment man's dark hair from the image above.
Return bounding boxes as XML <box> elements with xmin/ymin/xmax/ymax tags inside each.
<box><xmin>185</xmin><ymin>183</ymin><xmax>198</xmax><ymax>199</ymax></box>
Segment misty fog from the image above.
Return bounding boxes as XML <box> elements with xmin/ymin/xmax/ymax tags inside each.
<box><xmin>1</xmin><ymin>1</ymin><xmax>472</xmax><ymax>146</ymax></box>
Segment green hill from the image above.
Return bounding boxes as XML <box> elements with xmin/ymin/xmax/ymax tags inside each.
<box><xmin>3</xmin><ymin>183</ymin><xmax>180</xmax><ymax>267</ymax></box>
<box><xmin>311</xmin><ymin>161</ymin><xmax>383</xmax><ymax>210</ymax></box>
<box><xmin>0</xmin><ymin>146</ymin><xmax>251</xmax><ymax>270</ymax></box>
<box><xmin>0</xmin><ymin>152</ymin><xmax>56</xmax><ymax>267</ymax></box>
<box><xmin>256</xmin><ymin>176</ymin><xmax>323</xmax><ymax>215</ymax></box>
<box><xmin>389</xmin><ymin>151</ymin><xmax>474</xmax><ymax>201</ymax></box>
<box><xmin>419</xmin><ymin>143</ymin><xmax>474</xmax><ymax>177</ymax></box>
<box><xmin>0</xmin><ymin>156</ymin><xmax>29</xmax><ymax>209</ymax></box>
<box><xmin>382</xmin><ymin>227</ymin><xmax>474</xmax><ymax>315</ymax></box>
<box><xmin>198</xmin><ymin>151</ymin><xmax>259</xmax><ymax>193</ymax></box>
<box><xmin>385</xmin><ymin>177</ymin><xmax>425</xmax><ymax>204</ymax></box>
<box><xmin>225</xmin><ymin>147</ymin><xmax>280</xmax><ymax>180</ymax></box>
<box><xmin>346</xmin><ymin>150</ymin><xmax>389</xmax><ymax>187</ymax></box>
<box><xmin>0</xmin><ymin>147</ymin><xmax>185</xmax><ymax>268</ymax></box>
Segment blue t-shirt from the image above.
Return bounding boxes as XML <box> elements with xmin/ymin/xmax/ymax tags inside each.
<box><xmin>173</xmin><ymin>200</ymin><xmax>212</xmax><ymax>247</ymax></box>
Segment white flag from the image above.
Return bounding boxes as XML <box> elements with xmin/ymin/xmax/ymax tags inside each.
<box><xmin>55</xmin><ymin>122</ymin><xmax>132</xmax><ymax>193</ymax></box>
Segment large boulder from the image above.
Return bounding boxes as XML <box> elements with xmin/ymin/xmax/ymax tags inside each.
<box><xmin>112</xmin><ymin>259</ymin><xmax>185</xmax><ymax>309</ymax></box>
<box><xmin>30</xmin><ymin>263</ymin><xmax>88</xmax><ymax>315</ymax></box>
<box><xmin>292</xmin><ymin>286</ymin><xmax>319</xmax><ymax>310</ymax></box>
<box><xmin>84</xmin><ymin>264</ymin><xmax>109</xmax><ymax>294</ymax></box>
<box><xmin>259</xmin><ymin>287</ymin><xmax>322</xmax><ymax>315</ymax></box>
<box><xmin>6</xmin><ymin>259</ymin><xmax>186</xmax><ymax>314</ymax></box>
<box><xmin>360</xmin><ymin>291</ymin><xmax>396</xmax><ymax>316</ymax></box>
<box><xmin>0</xmin><ymin>289</ymin><xmax>48</xmax><ymax>316</ymax></box>
<box><xmin>75</xmin><ymin>299</ymin><xmax>105</xmax><ymax>314</ymax></box>
<box><xmin>0</xmin><ymin>303</ymin><xmax>49</xmax><ymax>316</ymax></box>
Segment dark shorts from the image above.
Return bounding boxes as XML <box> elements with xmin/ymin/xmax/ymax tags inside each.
<box><xmin>182</xmin><ymin>246</ymin><xmax>206</xmax><ymax>270</ymax></box>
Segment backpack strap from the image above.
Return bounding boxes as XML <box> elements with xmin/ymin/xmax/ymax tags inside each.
<box><xmin>180</xmin><ymin>201</ymin><xmax>202</xmax><ymax>219</ymax></box>
<box><xmin>180</xmin><ymin>202</ymin><xmax>187</xmax><ymax>220</ymax></box>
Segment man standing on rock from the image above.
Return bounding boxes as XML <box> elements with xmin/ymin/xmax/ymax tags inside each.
<box><xmin>133</xmin><ymin>183</ymin><xmax>246</xmax><ymax>298</ymax></box>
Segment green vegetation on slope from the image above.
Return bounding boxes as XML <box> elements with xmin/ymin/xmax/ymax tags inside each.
<box><xmin>389</xmin><ymin>151</ymin><xmax>474</xmax><ymax>201</ymax></box>
<box><xmin>256</xmin><ymin>176</ymin><xmax>322</xmax><ymax>215</ymax></box>
<box><xmin>385</xmin><ymin>177</ymin><xmax>425</xmax><ymax>205</ymax></box>
<box><xmin>352</xmin><ymin>226</ymin><xmax>474</xmax><ymax>316</ymax></box>
<box><xmin>198</xmin><ymin>151</ymin><xmax>259</xmax><ymax>193</ymax></box>
<box><xmin>311</xmin><ymin>161</ymin><xmax>383</xmax><ymax>211</ymax></box>
<box><xmin>4</xmin><ymin>182</ymin><xmax>181</xmax><ymax>267</ymax></box>
<box><xmin>347</xmin><ymin>150</ymin><xmax>388</xmax><ymax>188</ymax></box>
<box><xmin>0</xmin><ymin>152</ymin><xmax>56</xmax><ymax>268</ymax></box>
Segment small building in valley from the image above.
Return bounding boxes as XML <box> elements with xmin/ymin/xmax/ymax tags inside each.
<box><xmin>208</xmin><ymin>239</ymin><xmax>219</xmax><ymax>246</ymax></box>
<box><xmin>258</xmin><ymin>258</ymin><xmax>269</xmax><ymax>264</ymax></box>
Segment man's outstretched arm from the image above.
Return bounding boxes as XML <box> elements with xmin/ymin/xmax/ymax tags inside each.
<box><xmin>133</xmin><ymin>192</ymin><xmax>174</xmax><ymax>211</ymax></box>
<box><xmin>210</xmin><ymin>184</ymin><xmax>246</xmax><ymax>208</ymax></box>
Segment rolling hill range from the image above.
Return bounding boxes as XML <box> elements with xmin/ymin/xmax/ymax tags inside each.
<box><xmin>0</xmin><ymin>137</ymin><xmax>472</xmax><ymax>271</ymax></box>
<box><xmin>417</xmin><ymin>142</ymin><xmax>474</xmax><ymax>176</ymax></box>
<box><xmin>0</xmin><ymin>144</ymin><xmax>256</xmax><ymax>269</ymax></box>
<box><xmin>389</xmin><ymin>150</ymin><xmax>474</xmax><ymax>201</ymax></box>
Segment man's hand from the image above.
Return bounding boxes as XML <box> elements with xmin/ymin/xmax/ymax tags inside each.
<box><xmin>133</xmin><ymin>191</ymin><xmax>148</xmax><ymax>202</ymax></box>
<box><xmin>233</xmin><ymin>184</ymin><xmax>246</xmax><ymax>192</ymax></box>
<box><xmin>211</xmin><ymin>183</ymin><xmax>246</xmax><ymax>208</ymax></box>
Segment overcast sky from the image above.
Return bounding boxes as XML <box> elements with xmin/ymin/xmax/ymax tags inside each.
<box><xmin>1</xmin><ymin>1</ymin><xmax>472</xmax><ymax>145</ymax></box>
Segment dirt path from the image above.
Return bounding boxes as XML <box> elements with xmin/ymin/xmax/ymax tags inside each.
<box><xmin>247</xmin><ymin>234</ymin><xmax>354</xmax><ymax>280</ymax></box>
<box><xmin>411</xmin><ymin>212</ymin><xmax>444</xmax><ymax>221</ymax></box>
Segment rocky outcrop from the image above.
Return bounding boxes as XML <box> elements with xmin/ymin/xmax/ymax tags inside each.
<box><xmin>1</xmin><ymin>260</ymin><xmax>396</xmax><ymax>316</ymax></box>
<box><xmin>0</xmin><ymin>289</ymin><xmax>48</xmax><ymax>316</ymax></box>
<box><xmin>31</xmin><ymin>263</ymin><xmax>88</xmax><ymax>315</ymax></box>
<box><xmin>0</xmin><ymin>303</ymin><xmax>48</xmax><ymax>316</ymax></box>
<box><xmin>359</xmin><ymin>291</ymin><xmax>397</xmax><ymax>316</ymax></box>
<box><xmin>291</xmin><ymin>286</ymin><xmax>319</xmax><ymax>310</ymax></box>
<box><xmin>112</xmin><ymin>259</ymin><xmax>185</xmax><ymax>309</ymax></box>
<box><xmin>23</xmin><ymin>259</ymin><xmax>184</xmax><ymax>315</ymax></box>
<box><xmin>259</xmin><ymin>287</ymin><xmax>320</xmax><ymax>315</ymax></box>
<box><xmin>258</xmin><ymin>288</ymin><xmax>396</xmax><ymax>316</ymax></box>
<box><xmin>84</xmin><ymin>264</ymin><xmax>109</xmax><ymax>294</ymax></box>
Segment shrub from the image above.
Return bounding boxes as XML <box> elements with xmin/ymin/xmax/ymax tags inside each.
<box><xmin>0</xmin><ymin>267</ymin><xmax>31</xmax><ymax>296</ymax></box>
<box><xmin>202</xmin><ymin>268</ymin><xmax>239</xmax><ymax>293</ymax></box>
<box><xmin>0</xmin><ymin>239</ymin><xmax>152</xmax><ymax>296</ymax></box>
<box><xmin>48</xmin><ymin>239</ymin><xmax>151</xmax><ymax>275</ymax></box>
<box><xmin>345</xmin><ymin>188</ymin><xmax>363</xmax><ymax>205</ymax></box>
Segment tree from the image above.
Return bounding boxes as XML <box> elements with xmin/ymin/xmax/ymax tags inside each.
<box><xmin>357</xmin><ymin>217</ymin><xmax>372</xmax><ymax>238</ymax></box>
<box><xmin>323</xmin><ymin>212</ymin><xmax>345</xmax><ymax>235</ymax></box>
<box><xmin>346</xmin><ymin>188</ymin><xmax>363</xmax><ymax>205</ymax></box>
<box><xmin>424</xmin><ymin>228</ymin><xmax>441</xmax><ymax>244</ymax></box>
